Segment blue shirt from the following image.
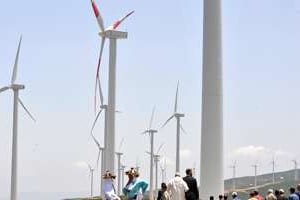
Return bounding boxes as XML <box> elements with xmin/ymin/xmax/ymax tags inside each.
<box><xmin>289</xmin><ymin>193</ymin><xmax>299</xmax><ymax>200</ymax></box>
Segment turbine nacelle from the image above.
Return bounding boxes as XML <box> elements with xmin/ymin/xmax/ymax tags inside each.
<box><xmin>174</xmin><ymin>113</ymin><xmax>185</xmax><ymax>118</ymax></box>
<box><xmin>98</xmin><ymin>30</ymin><xmax>128</xmax><ymax>39</ymax></box>
<box><xmin>10</xmin><ymin>84</ymin><xmax>25</xmax><ymax>90</ymax></box>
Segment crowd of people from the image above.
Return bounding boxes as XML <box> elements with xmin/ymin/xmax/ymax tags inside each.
<box><xmin>100</xmin><ymin>167</ymin><xmax>300</xmax><ymax>200</ymax></box>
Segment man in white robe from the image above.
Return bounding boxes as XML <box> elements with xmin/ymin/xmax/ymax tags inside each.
<box><xmin>167</xmin><ymin>172</ymin><xmax>189</xmax><ymax>200</ymax></box>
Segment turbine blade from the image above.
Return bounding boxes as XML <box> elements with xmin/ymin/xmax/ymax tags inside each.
<box><xmin>149</xmin><ymin>107</ymin><xmax>156</xmax><ymax>129</ymax></box>
<box><xmin>91</xmin><ymin>0</ymin><xmax>105</xmax><ymax>32</ymax></box>
<box><xmin>108</xmin><ymin>10</ymin><xmax>135</xmax><ymax>30</ymax></box>
<box><xmin>90</xmin><ymin>108</ymin><xmax>103</xmax><ymax>134</ymax></box>
<box><xmin>94</xmin><ymin>37</ymin><xmax>106</xmax><ymax>112</ymax></box>
<box><xmin>174</xmin><ymin>81</ymin><xmax>179</xmax><ymax>113</ymax></box>
<box><xmin>156</xmin><ymin>143</ymin><xmax>164</xmax><ymax>154</ymax></box>
<box><xmin>140</xmin><ymin>130</ymin><xmax>148</xmax><ymax>135</ymax></box>
<box><xmin>11</xmin><ymin>36</ymin><xmax>22</xmax><ymax>84</ymax></box>
<box><xmin>119</xmin><ymin>138</ymin><xmax>124</xmax><ymax>151</ymax></box>
<box><xmin>96</xmin><ymin>149</ymin><xmax>101</xmax><ymax>170</ymax></box>
<box><xmin>91</xmin><ymin>134</ymin><xmax>101</xmax><ymax>148</ymax></box>
<box><xmin>18</xmin><ymin>98</ymin><xmax>36</xmax><ymax>122</ymax></box>
<box><xmin>180</xmin><ymin>124</ymin><xmax>187</xmax><ymax>135</ymax></box>
<box><xmin>0</xmin><ymin>86</ymin><xmax>10</xmax><ymax>93</ymax></box>
<box><xmin>145</xmin><ymin>151</ymin><xmax>151</xmax><ymax>155</ymax></box>
<box><xmin>161</xmin><ymin>115</ymin><xmax>174</xmax><ymax>128</ymax></box>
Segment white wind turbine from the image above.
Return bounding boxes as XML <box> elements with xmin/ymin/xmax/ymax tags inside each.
<box><xmin>160</xmin><ymin>158</ymin><xmax>167</xmax><ymax>183</ymax></box>
<box><xmin>271</xmin><ymin>157</ymin><xmax>276</xmax><ymax>186</ymax></box>
<box><xmin>87</xmin><ymin>164</ymin><xmax>95</xmax><ymax>197</ymax></box>
<box><xmin>229</xmin><ymin>160</ymin><xmax>237</xmax><ymax>190</ymax></box>
<box><xmin>0</xmin><ymin>37</ymin><xmax>36</xmax><ymax>200</ymax></box>
<box><xmin>90</xmin><ymin>0</ymin><xmax>134</xmax><ymax>174</ymax></box>
<box><xmin>146</xmin><ymin>144</ymin><xmax>164</xmax><ymax>200</ymax></box>
<box><xmin>291</xmin><ymin>159</ymin><xmax>299</xmax><ymax>181</ymax></box>
<box><xmin>141</xmin><ymin>107</ymin><xmax>158</xmax><ymax>200</ymax></box>
<box><xmin>90</xmin><ymin>133</ymin><xmax>104</xmax><ymax>197</ymax></box>
<box><xmin>251</xmin><ymin>163</ymin><xmax>258</xmax><ymax>189</ymax></box>
<box><xmin>116</xmin><ymin>138</ymin><xmax>124</xmax><ymax>195</ymax></box>
<box><xmin>161</xmin><ymin>82</ymin><xmax>185</xmax><ymax>173</ymax></box>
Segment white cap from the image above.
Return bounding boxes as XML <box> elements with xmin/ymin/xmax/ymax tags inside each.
<box><xmin>175</xmin><ymin>172</ymin><xmax>181</xmax><ymax>177</ymax></box>
<box><xmin>279</xmin><ymin>189</ymin><xmax>285</xmax><ymax>193</ymax></box>
<box><xmin>232</xmin><ymin>192</ymin><xmax>237</xmax><ymax>196</ymax></box>
<box><xmin>268</xmin><ymin>189</ymin><xmax>274</xmax><ymax>193</ymax></box>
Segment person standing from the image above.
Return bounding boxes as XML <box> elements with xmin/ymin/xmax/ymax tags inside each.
<box><xmin>157</xmin><ymin>183</ymin><xmax>170</xmax><ymax>200</ymax></box>
<box><xmin>183</xmin><ymin>169</ymin><xmax>199</xmax><ymax>200</ymax></box>
<box><xmin>278</xmin><ymin>189</ymin><xmax>288</xmax><ymax>200</ymax></box>
<box><xmin>102</xmin><ymin>170</ymin><xmax>120</xmax><ymax>200</ymax></box>
<box><xmin>167</xmin><ymin>172</ymin><xmax>189</xmax><ymax>200</ymax></box>
<box><xmin>288</xmin><ymin>187</ymin><xmax>299</xmax><ymax>200</ymax></box>
<box><xmin>266</xmin><ymin>189</ymin><xmax>277</xmax><ymax>200</ymax></box>
<box><xmin>122</xmin><ymin>168</ymin><xmax>148</xmax><ymax>200</ymax></box>
<box><xmin>231</xmin><ymin>192</ymin><xmax>240</xmax><ymax>200</ymax></box>
<box><xmin>296</xmin><ymin>184</ymin><xmax>300</xmax><ymax>199</ymax></box>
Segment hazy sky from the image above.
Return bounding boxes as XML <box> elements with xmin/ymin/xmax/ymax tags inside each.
<box><xmin>1</xmin><ymin>0</ymin><xmax>300</xmax><ymax>199</ymax></box>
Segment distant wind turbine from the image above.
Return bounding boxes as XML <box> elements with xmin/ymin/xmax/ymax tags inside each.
<box><xmin>147</xmin><ymin>144</ymin><xmax>164</xmax><ymax>199</ymax></box>
<box><xmin>160</xmin><ymin>158</ymin><xmax>167</xmax><ymax>183</ymax></box>
<box><xmin>90</xmin><ymin>0</ymin><xmax>134</xmax><ymax>173</ymax></box>
<box><xmin>90</xmin><ymin>133</ymin><xmax>104</xmax><ymax>197</ymax></box>
<box><xmin>161</xmin><ymin>82</ymin><xmax>185</xmax><ymax>173</ymax></box>
<box><xmin>271</xmin><ymin>157</ymin><xmax>276</xmax><ymax>186</ymax></box>
<box><xmin>141</xmin><ymin>107</ymin><xmax>158</xmax><ymax>200</ymax></box>
<box><xmin>87</xmin><ymin>164</ymin><xmax>95</xmax><ymax>197</ymax></box>
<box><xmin>0</xmin><ymin>36</ymin><xmax>36</xmax><ymax>200</ymax></box>
<box><xmin>229</xmin><ymin>161</ymin><xmax>237</xmax><ymax>190</ymax></box>
<box><xmin>291</xmin><ymin>159</ymin><xmax>299</xmax><ymax>181</ymax></box>
<box><xmin>116</xmin><ymin>138</ymin><xmax>124</xmax><ymax>195</ymax></box>
<box><xmin>251</xmin><ymin>163</ymin><xmax>258</xmax><ymax>189</ymax></box>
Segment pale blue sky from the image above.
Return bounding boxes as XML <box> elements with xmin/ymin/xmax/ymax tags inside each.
<box><xmin>1</xmin><ymin>0</ymin><xmax>300</xmax><ymax>199</ymax></box>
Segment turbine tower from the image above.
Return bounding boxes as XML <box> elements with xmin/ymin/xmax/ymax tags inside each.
<box><xmin>116</xmin><ymin>138</ymin><xmax>124</xmax><ymax>195</ymax></box>
<box><xmin>90</xmin><ymin>0</ymin><xmax>134</xmax><ymax>174</ymax></box>
<box><xmin>161</xmin><ymin>82</ymin><xmax>185</xmax><ymax>173</ymax></box>
<box><xmin>0</xmin><ymin>37</ymin><xmax>36</xmax><ymax>200</ymax></box>
<box><xmin>200</xmin><ymin>0</ymin><xmax>223</xmax><ymax>199</ymax></box>
<box><xmin>141</xmin><ymin>107</ymin><xmax>158</xmax><ymax>200</ymax></box>
<box><xmin>291</xmin><ymin>160</ymin><xmax>298</xmax><ymax>181</ymax></box>
<box><xmin>229</xmin><ymin>161</ymin><xmax>237</xmax><ymax>190</ymax></box>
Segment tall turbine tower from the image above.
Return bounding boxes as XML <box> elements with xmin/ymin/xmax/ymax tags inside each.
<box><xmin>141</xmin><ymin>107</ymin><xmax>158</xmax><ymax>200</ymax></box>
<box><xmin>90</xmin><ymin>0</ymin><xmax>134</xmax><ymax>174</ymax></box>
<box><xmin>161</xmin><ymin>82</ymin><xmax>185</xmax><ymax>173</ymax></box>
<box><xmin>200</xmin><ymin>0</ymin><xmax>223</xmax><ymax>199</ymax></box>
<box><xmin>0</xmin><ymin>37</ymin><xmax>36</xmax><ymax>200</ymax></box>
<box><xmin>160</xmin><ymin>158</ymin><xmax>167</xmax><ymax>183</ymax></box>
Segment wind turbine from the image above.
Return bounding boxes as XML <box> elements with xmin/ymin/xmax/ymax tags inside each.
<box><xmin>120</xmin><ymin>164</ymin><xmax>127</xmax><ymax>190</ymax></box>
<box><xmin>88</xmin><ymin>164</ymin><xmax>95</xmax><ymax>197</ymax></box>
<box><xmin>116</xmin><ymin>138</ymin><xmax>124</xmax><ymax>195</ymax></box>
<box><xmin>161</xmin><ymin>82</ymin><xmax>185</xmax><ymax>173</ymax></box>
<box><xmin>271</xmin><ymin>157</ymin><xmax>276</xmax><ymax>185</ymax></box>
<box><xmin>229</xmin><ymin>161</ymin><xmax>237</xmax><ymax>190</ymax></box>
<box><xmin>90</xmin><ymin>0</ymin><xmax>134</xmax><ymax>174</ymax></box>
<box><xmin>160</xmin><ymin>158</ymin><xmax>167</xmax><ymax>183</ymax></box>
<box><xmin>0</xmin><ymin>37</ymin><xmax>36</xmax><ymax>200</ymax></box>
<box><xmin>146</xmin><ymin>144</ymin><xmax>164</xmax><ymax>200</ymax></box>
<box><xmin>135</xmin><ymin>157</ymin><xmax>140</xmax><ymax>173</ymax></box>
<box><xmin>90</xmin><ymin>133</ymin><xmax>104</xmax><ymax>197</ymax></box>
<box><xmin>291</xmin><ymin>160</ymin><xmax>298</xmax><ymax>181</ymax></box>
<box><xmin>251</xmin><ymin>163</ymin><xmax>258</xmax><ymax>189</ymax></box>
<box><xmin>141</xmin><ymin>107</ymin><xmax>158</xmax><ymax>200</ymax></box>
<box><xmin>200</xmin><ymin>0</ymin><xmax>223</xmax><ymax>199</ymax></box>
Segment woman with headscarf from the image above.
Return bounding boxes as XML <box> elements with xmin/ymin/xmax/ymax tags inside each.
<box><xmin>102</xmin><ymin>170</ymin><xmax>120</xmax><ymax>200</ymax></box>
<box><xmin>123</xmin><ymin>167</ymin><xmax>148</xmax><ymax>200</ymax></box>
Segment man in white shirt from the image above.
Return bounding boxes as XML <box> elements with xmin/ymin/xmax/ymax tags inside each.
<box><xmin>167</xmin><ymin>172</ymin><xmax>189</xmax><ymax>200</ymax></box>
